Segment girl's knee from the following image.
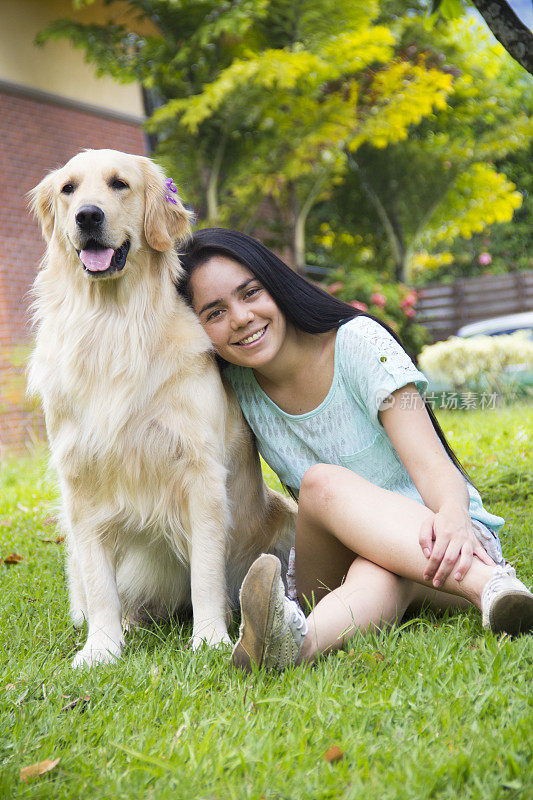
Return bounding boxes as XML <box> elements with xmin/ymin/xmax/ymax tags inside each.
<box><xmin>299</xmin><ymin>463</ymin><xmax>339</xmax><ymax>513</ymax></box>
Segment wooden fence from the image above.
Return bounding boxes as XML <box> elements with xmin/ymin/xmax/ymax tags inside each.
<box><xmin>415</xmin><ymin>270</ymin><xmax>533</xmax><ymax>342</ymax></box>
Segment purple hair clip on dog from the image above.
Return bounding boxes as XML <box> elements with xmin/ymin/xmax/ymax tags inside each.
<box><xmin>165</xmin><ymin>177</ymin><xmax>179</xmax><ymax>204</ymax></box>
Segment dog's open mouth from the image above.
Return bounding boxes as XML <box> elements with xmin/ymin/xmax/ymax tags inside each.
<box><xmin>77</xmin><ymin>240</ymin><xmax>130</xmax><ymax>276</ymax></box>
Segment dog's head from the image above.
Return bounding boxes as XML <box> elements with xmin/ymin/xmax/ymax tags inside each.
<box><xmin>29</xmin><ymin>149</ymin><xmax>191</xmax><ymax>280</ymax></box>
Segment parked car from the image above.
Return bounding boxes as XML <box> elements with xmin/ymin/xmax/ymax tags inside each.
<box><xmin>456</xmin><ymin>311</ymin><xmax>533</xmax><ymax>339</ymax></box>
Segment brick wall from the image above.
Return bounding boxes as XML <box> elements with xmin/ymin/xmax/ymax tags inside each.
<box><xmin>0</xmin><ymin>87</ymin><xmax>147</xmax><ymax>450</ymax></box>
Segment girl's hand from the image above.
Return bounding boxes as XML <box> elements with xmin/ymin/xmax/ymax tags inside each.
<box><xmin>419</xmin><ymin>506</ymin><xmax>494</xmax><ymax>587</ymax></box>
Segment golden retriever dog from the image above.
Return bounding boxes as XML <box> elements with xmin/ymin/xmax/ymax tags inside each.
<box><xmin>28</xmin><ymin>149</ymin><xmax>295</xmax><ymax>668</ymax></box>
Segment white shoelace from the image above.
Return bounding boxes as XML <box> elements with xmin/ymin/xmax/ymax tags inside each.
<box><xmin>291</xmin><ymin>611</ymin><xmax>305</xmax><ymax>630</ymax></box>
<box><xmin>287</xmin><ymin>599</ymin><xmax>307</xmax><ymax>633</ymax></box>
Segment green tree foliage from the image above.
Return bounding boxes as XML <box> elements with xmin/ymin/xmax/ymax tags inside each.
<box><xmin>40</xmin><ymin>0</ymin><xmax>461</xmax><ymax>272</ymax></box>
<box><xmin>310</xmin><ymin>14</ymin><xmax>532</xmax><ymax>282</ymax></box>
<box><xmin>38</xmin><ymin>1</ymin><xmax>531</xmax><ymax>286</ymax></box>
<box><xmin>37</xmin><ymin>0</ymin><xmax>272</xmax><ymax>218</ymax></box>
<box><xmin>440</xmin><ymin>142</ymin><xmax>533</xmax><ymax>282</ymax></box>
<box><xmin>433</xmin><ymin>0</ymin><xmax>533</xmax><ymax>74</ymax></box>
<box><xmin>149</xmin><ymin>1</ymin><xmax>459</xmax><ymax>271</ymax></box>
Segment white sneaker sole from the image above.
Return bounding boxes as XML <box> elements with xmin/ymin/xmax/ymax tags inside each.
<box><xmin>488</xmin><ymin>590</ymin><xmax>533</xmax><ymax>636</ymax></box>
<box><xmin>232</xmin><ymin>554</ymin><xmax>281</xmax><ymax>673</ymax></box>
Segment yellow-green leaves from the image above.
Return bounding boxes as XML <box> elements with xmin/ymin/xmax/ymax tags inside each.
<box><xmin>351</xmin><ymin>61</ymin><xmax>454</xmax><ymax>150</ymax></box>
<box><xmin>321</xmin><ymin>26</ymin><xmax>394</xmax><ymax>73</ymax></box>
<box><xmin>426</xmin><ymin>163</ymin><xmax>523</xmax><ymax>246</ymax></box>
<box><xmin>155</xmin><ymin>50</ymin><xmax>332</xmax><ymax>133</ymax></box>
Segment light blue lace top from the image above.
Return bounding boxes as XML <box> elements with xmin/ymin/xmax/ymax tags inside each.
<box><xmin>224</xmin><ymin>316</ymin><xmax>504</xmax><ymax>532</ymax></box>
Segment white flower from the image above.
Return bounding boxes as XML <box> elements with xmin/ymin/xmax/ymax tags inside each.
<box><xmin>419</xmin><ymin>332</ymin><xmax>533</xmax><ymax>390</ymax></box>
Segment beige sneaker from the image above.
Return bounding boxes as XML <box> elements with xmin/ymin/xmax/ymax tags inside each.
<box><xmin>232</xmin><ymin>554</ymin><xmax>308</xmax><ymax>673</ymax></box>
<box><xmin>481</xmin><ymin>565</ymin><xmax>533</xmax><ymax>635</ymax></box>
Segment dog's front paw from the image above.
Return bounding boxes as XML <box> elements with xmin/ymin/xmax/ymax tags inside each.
<box><xmin>122</xmin><ymin>614</ymin><xmax>140</xmax><ymax>633</ymax></box>
<box><xmin>191</xmin><ymin>627</ymin><xmax>232</xmax><ymax>652</ymax></box>
<box><xmin>72</xmin><ymin>633</ymin><xmax>124</xmax><ymax>668</ymax></box>
<box><xmin>70</xmin><ymin>608</ymin><xmax>87</xmax><ymax>628</ymax></box>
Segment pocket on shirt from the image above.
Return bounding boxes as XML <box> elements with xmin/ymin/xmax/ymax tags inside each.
<box><xmin>339</xmin><ymin>435</ymin><xmax>403</xmax><ymax>489</ymax></box>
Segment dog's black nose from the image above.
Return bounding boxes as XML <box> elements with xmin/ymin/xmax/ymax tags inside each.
<box><xmin>76</xmin><ymin>205</ymin><xmax>105</xmax><ymax>229</ymax></box>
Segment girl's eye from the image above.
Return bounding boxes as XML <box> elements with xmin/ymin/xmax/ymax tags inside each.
<box><xmin>206</xmin><ymin>308</ymin><xmax>224</xmax><ymax>322</ymax></box>
<box><xmin>244</xmin><ymin>286</ymin><xmax>261</xmax><ymax>299</ymax></box>
<box><xmin>110</xmin><ymin>178</ymin><xmax>129</xmax><ymax>190</ymax></box>
<box><xmin>61</xmin><ymin>183</ymin><xmax>75</xmax><ymax>195</ymax></box>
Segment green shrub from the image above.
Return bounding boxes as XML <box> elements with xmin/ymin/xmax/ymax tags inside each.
<box><xmin>419</xmin><ymin>332</ymin><xmax>533</xmax><ymax>398</ymax></box>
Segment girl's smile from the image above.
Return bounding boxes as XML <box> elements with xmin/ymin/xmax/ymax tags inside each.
<box><xmin>234</xmin><ymin>324</ymin><xmax>268</xmax><ymax>347</ymax></box>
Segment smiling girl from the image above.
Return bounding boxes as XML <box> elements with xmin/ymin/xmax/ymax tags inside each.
<box><xmin>180</xmin><ymin>228</ymin><xmax>533</xmax><ymax>672</ymax></box>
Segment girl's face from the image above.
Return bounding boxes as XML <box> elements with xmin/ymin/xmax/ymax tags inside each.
<box><xmin>189</xmin><ymin>255</ymin><xmax>287</xmax><ymax>368</ymax></box>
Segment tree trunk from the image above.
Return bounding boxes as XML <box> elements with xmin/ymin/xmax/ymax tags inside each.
<box><xmin>206</xmin><ymin>133</ymin><xmax>228</xmax><ymax>222</ymax></box>
<box><xmin>291</xmin><ymin>174</ymin><xmax>329</xmax><ymax>274</ymax></box>
<box><xmin>293</xmin><ymin>212</ymin><xmax>306</xmax><ymax>275</ymax></box>
<box><xmin>469</xmin><ymin>0</ymin><xmax>533</xmax><ymax>74</ymax></box>
<box><xmin>349</xmin><ymin>158</ymin><xmax>406</xmax><ymax>281</ymax></box>
<box><xmin>388</xmin><ymin>210</ymin><xmax>408</xmax><ymax>283</ymax></box>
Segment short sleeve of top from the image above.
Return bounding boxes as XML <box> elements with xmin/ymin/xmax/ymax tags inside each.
<box><xmin>337</xmin><ymin>316</ymin><xmax>428</xmax><ymax>425</ymax></box>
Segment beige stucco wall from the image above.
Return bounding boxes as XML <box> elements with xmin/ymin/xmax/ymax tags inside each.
<box><xmin>0</xmin><ymin>0</ymin><xmax>145</xmax><ymax>118</ymax></box>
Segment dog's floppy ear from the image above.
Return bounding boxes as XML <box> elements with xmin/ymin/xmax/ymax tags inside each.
<box><xmin>141</xmin><ymin>158</ymin><xmax>192</xmax><ymax>252</ymax></box>
<box><xmin>28</xmin><ymin>172</ymin><xmax>56</xmax><ymax>242</ymax></box>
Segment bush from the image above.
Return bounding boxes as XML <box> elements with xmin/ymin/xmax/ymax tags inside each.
<box><xmin>418</xmin><ymin>331</ymin><xmax>533</xmax><ymax>396</ymax></box>
<box><xmin>325</xmin><ymin>270</ymin><xmax>429</xmax><ymax>358</ymax></box>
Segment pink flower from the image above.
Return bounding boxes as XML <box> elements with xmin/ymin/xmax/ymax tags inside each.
<box><xmin>371</xmin><ymin>292</ymin><xmax>386</xmax><ymax>308</ymax></box>
<box><xmin>350</xmin><ymin>300</ymin><xmax>368</xmax><ymax>311</ymax></box>
<box><xmin>403</xmin><ymin>306</ymin><xmax>416</xmax><ymax>318</ymax></box>
<box><xmin>328</xmin><ymin>281</ymin><xmax>344</xmax><ymax>295</ymax></box>
<box><xmin>478</xmin><ymin>252</ymin><xmax>492</xmax><ymax>266</ymax></box>
<box><xmin>401</xmin><ymin>290</ymin><xmax>417</xmax><ymax>306</ymax></box>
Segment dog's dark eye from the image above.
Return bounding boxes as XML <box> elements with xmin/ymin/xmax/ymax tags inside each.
<box><xmin>110</xmin><ymin>178</ymin><xmax>129</xmax><ymax>191</ymax></box>
<box><xmin>61</xmin><ymin>183</ymin><xmax>75</xmax><ymax>195</ymax></box>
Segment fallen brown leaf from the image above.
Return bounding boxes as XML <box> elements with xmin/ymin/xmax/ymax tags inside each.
<box><xmin>38</xmin><ymin>535</ymin><xmax>65</xmax><ymax>545</ymax></box>
<box><xmin>42</xmin><ymin>514</ymin><xmax>58</xmax><ymax>526</ymax></box>
<box><xmin>20</xmin><ymin>758</ymin><xmax>60</xmax><ymax>782</ymax></box>
<box><xmin>4</xmin><ymin>553</ymin><xmax>23</xmax><ymax>565</ymax></box>
<box><xmin>59</xmin><ymin>694</ymin><xmax>90</xmax><ymax>713</ymax></box>
<box><xmin>324</xmin><ymin>745</ymin><xmax>345</xmax><ymax>763</ymax></box>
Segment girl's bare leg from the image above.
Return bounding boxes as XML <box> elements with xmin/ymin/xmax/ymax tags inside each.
<box><xmin>294</xmin><ymin>464</ymin><xmax>495</xmax><ymax>663</ymax></box>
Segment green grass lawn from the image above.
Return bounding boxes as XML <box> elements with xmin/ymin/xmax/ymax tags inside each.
<box><xmin>1</xmin><ymin>405</ymin><xmax>532</xmax><ymax>799</ymax></box>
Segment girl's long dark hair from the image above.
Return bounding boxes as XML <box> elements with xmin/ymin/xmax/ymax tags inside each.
<box><xmin>179</xmin><ymin>228</ymin><xmax>473</xmax><ymax>486</ymax></box>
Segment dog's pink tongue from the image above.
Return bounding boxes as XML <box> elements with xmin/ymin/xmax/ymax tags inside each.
<box><xmin>80</xmin><ymin>248</ymin><xmax>114</xmax><ymax>271</ymax></box>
